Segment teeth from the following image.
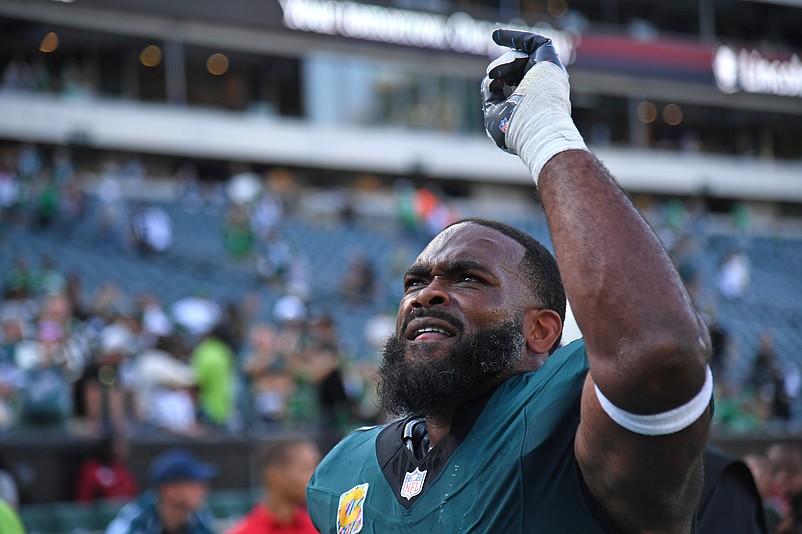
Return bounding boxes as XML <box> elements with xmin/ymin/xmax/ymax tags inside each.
<box><xmin>417</xmin><ymin>327</ymin><xmax>448</xmax><ymax>336</ymax></box>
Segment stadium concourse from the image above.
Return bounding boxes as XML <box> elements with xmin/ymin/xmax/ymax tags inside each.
<box><xmin>0</xmin><ymin>143</ymin><xmax>801</xmax><ymax>532</ymax></box>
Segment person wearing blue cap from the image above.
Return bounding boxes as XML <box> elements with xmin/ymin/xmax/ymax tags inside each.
<box><xmin>105</xmin><ymin>448</ymin><xmax>218</xmax><ymax>534</ymax></box>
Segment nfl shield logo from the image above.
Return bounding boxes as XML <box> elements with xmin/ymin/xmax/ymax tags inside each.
<box><xmin>400</xmin><ymin>468</ymin><xmax>427</xmax><ymax>500</ymax></box>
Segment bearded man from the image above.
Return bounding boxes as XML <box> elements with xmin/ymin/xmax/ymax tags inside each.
<box><xmin>307</xmin><ymin>30</ymin><xmax>713</xmax><ymax>533</ymax></box>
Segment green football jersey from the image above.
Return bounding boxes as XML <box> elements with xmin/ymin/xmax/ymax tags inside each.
<box><xmin>307</xmin><ymin>339</ymin><xmax>608</xmax><ymax>533</ymax></box>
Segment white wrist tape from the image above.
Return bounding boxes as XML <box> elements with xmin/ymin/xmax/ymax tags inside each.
<box><xmin>594</xmin><ymin>365</ymin><xmax>713</xmax><ymax>436</ymax></box>
<box><xmin>505</xmin><ymin>61</ymin><xmax>588</xmax><ymax>185</ymax></box>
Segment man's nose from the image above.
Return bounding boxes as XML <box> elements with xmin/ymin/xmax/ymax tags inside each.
<box><xmin>411</xmin><ymin>278</ymin><xmax>450</xmax><ymax>308</ymax></box>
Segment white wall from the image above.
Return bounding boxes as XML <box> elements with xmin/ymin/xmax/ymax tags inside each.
<box><xmin>2</xmin><ymin>91</ymin><xmax>801</xmax><ymax>202</ymax></box>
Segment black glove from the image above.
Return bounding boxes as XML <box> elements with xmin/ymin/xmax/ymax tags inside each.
<box><xmin>481</xmin><ymin>29</ymin><xmax>566</xmax><ymax>152</ymax></box>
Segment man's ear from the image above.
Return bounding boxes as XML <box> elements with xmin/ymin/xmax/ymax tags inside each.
<box><xmin>523</xmin><ymin>308</ymin><xmax>563</xmax><ymax>355</ymax></box>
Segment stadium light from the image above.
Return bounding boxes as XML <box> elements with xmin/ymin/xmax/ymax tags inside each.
<box><xmin>663</xmin><ymin>104</ymin><xmax>683</xmax><ymax>126</ymax></box>
<box><xmin>207</xmin><ymin>53</ymin><xmax>230</xmax><ymax>75</ymax></box>
<box><xmin>636</xmin><ymin>101</ymin><xmax>657</xmax><ymax>124</ymax></box>
<box><xmin>39</xmin><ymin>32</ymin><xmax>59</xmax><ymax>53</ymax></box>
<box><xmin>140</xmin><ymin>45</ymin><xmax>163</xmax><ymax>67</ymax></box>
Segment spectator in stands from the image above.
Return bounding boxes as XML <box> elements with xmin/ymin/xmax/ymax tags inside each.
<box><xmin>216</xmin><ymin>299</ymin><xmax>255</xmax><ymax>355</ymax></box>
<box><xmin>0</xmin><ymin>453</ymin><xmax>31</xmax><ymax>532</ymax></box>
<box><xmin>16</xmin><ymin>144</ymin><xmax>42</xmax><ymax>183</ymax></box>
<box><xmin>59</xmin><ymin>178</ymin><xmax>87</xmax><ymax>235</ymax></box>
<box><xmin>242</xmin><ymin>323</ymin><xmax>294</xmax><ymax>424</ymax></box>
<box><xmin>63</xmin><ymin>270</ymin><xmax>89</xmax><ymax>321</ymax></box>
<box><xmin>138</xmin><ymin>346</ymin><xmax>204</xmax><ymax>437</ymax></box>
<box><xmin>413</xmin><ymin>185</ymin><xmax>459</xmax><ymax>240</ymax></box>
<box><xmin>52</xmin><ymin>146</ymin><xmax>75</xmax><ymax>186</ymax></box>
<box><xmin>2</xmin><ymin>58</ymin><xmax>35</xmax><ymax>91</ymax></box>
<box><xmin>74</xmin><ymin>434</ymin><xmax>138</xmax><ymax>504</ymax></box>
<box><xmin>749</xmin><ymin>330</ymin><xmax>799</xmax><ymax>424</ymax></box>
<box><xmin>255</xmin><ymin>232</ymin><xmax>294</xmax><ymax>288</ymax></box>
<box><xmin>105</xmin><ymin>448</ymin><xmax>217</xmax><ymax>534</ymax></box>
<box><xmin>0</xmin><ymin>313</ymin><xmax>26</xmax><ymax>430</ymax></box>
<box><xmin>94</xmin><ymin>165</ymin><xmax>125</xmax><ymax>248</ymax></box>
<box><xmin>122</xmin><ymin>156</ymin><xmax>146</xmax><ymax>182</ymax></box>
<box><xmin>717</xmin><ymin>247</ymin><xmax>751</xmax><ymax>300</ymax></box>
<box><xmin>225</xmin><ymin>438</ymin><xmax>320</xmax><ymax>534</ymax></box>
<box><xmin>32</xmin><ymin>254</ymin><xmax>66</xmax><ymax>297</ymax></box>
<box><xmin>3</xmin><ymin>256</ymin><xmax>34</xmax><ymax>301</ymax></box>
<box><xmin>745</xmin><ymin>454</ymin><xmax>775</xmax><ymax>504</ymax></box>
<box><xmin>78</xmin><ymin>321</ymin><xmax>135</xmax><ymax>435</ymax></box>
<box><xmin>33</xmin><ymin>171</ymin><xmax>59</xmax><ymax>230</ymax></box>
<box><xmin>733</xmin><ymin>201</ymin><xmax>752</xmax><ymax>244</ymax></box>
<box><xmin>270</xmin><ymin>296</ymin><xmax>315</xmax><ymax>422</ymax></box>
<box><xmin>702</xmin><ymin>306</ymin><xmax>734</xmax><ymax>383</ymax></box>
<box><xmin>15</xmin><ymin>295</ymin><xmax>90</xmax><ymax>428</ymax></box>
<box><xmin>175</xmin><ymin>163</ymin><xmax>203</xmax><ymax>213</ymax></box>
<box><xmin>285</xmin><ymin>254</ymin><xmax>313</xmax><ymax>303</ymax></box>
<box><xmin>0</xmin><ymin>454</ymin><xmax>20</xmax><ymax>511</ymax></box>
<box><xmin>363</xmin><ymin>306</ymin><xmax>395</xmax><ymax>357</ymax></box>
<box><xmin>130</xmin><ymin>203</ymin><xmax>173</xmax><ymax>255</ymax></box>
<box><xmin>223</xmin><ymin>204</ymin><xmax>255</xmax><ymax>259</ymax></box>
<box><xmin>191</xmin><ymin>326</ymin><xmax>236</xmax><ymax>428</ymax></box>
<box><xmin>744</xmin><ymin>453</ymin><xmax>787</xmax><ymax>532</ymax></box>
<box><xmin>292</xmin><ymin>314</ymin><xmax>354</xmax><ymax>445</ymax></box>
<box><xmin>138</xmin><ymin>294</ymin><xmax>174</xmax><ymax>341</ymax></box>
<box><xmin>250</xmin><ymin>180</ymin><xmax>284</xmax><ymax>243</ymax></box>
<box><xmin>0</xmin><ymin>499</ymin><xmax>24</xmax><ymax>534</ymax></box>
<box><xmin>767</xmin><ymin>443</ymin><xmax>802</xmax><ymax>533</ymax></box>
<box><xmin>0</xmin><ymin>161</ymin><xmax>21</xmax><ymax>230</ymax></box>
<box><xmin>171</xmin><ymin>292</ymin><xmax>221</xmax><ymax>338</ymax></box>
<box><xmin>89</xmin><ymin>283</ymin><xmax>132</xmax><ymax>328</ymax></box>
<box><xmin>340</xmin><ymin>251</ymin><xmax>378</xmax><ymax>306</ymax></box>
<box><xmin>711</xmin><ymin>381</ymin><xmax>764</xmax><ymax>434</ymax></box>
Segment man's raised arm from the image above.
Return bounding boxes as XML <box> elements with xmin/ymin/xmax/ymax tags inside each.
<box><xmin>483</xmin><ymin>30</ymin><xmax>711</xmax><ymax>532</ymax></box>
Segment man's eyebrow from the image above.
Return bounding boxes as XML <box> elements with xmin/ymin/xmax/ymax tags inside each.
<box><xmin>405</xmin><ymin>263</ymin><xmax>431</xmax><ymax>278</ymax></box>
<box><xmin>443</xmin><ymin>259</ymin><xmax>493</xmax><ymax>275</ymax></box>
<box><xmin>405</xmin><ymin>260</ymin><xmax>494</xmax><ymax>278</ymax></box>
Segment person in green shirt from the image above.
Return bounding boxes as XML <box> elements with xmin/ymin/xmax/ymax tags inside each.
<box><xmin>191</xmin><ymin>329</ymin><xmax>235</xmax><ymax>427</ymax></box>
<box><xmin>0</xmin><ymin>499</ymin><xmax>25</xmax><ymax>534</ymax></box>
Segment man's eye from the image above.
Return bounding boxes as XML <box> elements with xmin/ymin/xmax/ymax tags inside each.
<box><xmin>459</xmin><ymin>275</ymin><xmax>480</xmax><ymax>283</ymax></box>
<box><xmin>405</xmin><ymin>278</ymin><xmax>425</xmax><ymax>289</ymax></box>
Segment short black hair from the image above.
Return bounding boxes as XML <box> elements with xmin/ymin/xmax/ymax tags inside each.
<box><xmin>446</xmin><ymin>218</ymin><xmax>566</xmax><ymax>351</ymax></box>
<box><xmin>258</xmin><ymin>437</ymin><xmax>312</xmax><ymax>471</ymax></box>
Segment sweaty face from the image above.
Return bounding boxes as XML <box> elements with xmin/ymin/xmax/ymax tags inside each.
<box><xmin>377</xmin><ymin>223</ymin><xmax>531</xmax><ymax>420</ymax></box>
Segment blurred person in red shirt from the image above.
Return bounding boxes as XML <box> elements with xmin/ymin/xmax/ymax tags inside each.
<box><xmin>226</xmin><ymin>438</ymin><xmax>320</xmax><ymax>534</ymax></box>
<box><xmin>767</xmin><ymin>442</ymin><xmax>802</xmax><ymax>534</ymax></box>
<box><xmin>75</xmin><ymin>434</ymin><xmax>138</xmax><ymax>504</ymax></box>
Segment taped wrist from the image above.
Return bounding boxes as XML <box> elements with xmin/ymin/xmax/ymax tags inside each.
<box><xmin>594</xmin><ymin>365</ymin><xmax>713</xmax><ymax>436</ymax></box>
<box><xmin>505</xmin><ymin>61</ymin><xmax>588</xmax><ymax>184</ymax></box>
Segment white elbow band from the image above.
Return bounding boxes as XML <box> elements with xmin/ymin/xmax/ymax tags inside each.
<box><xmin>594</xmin><ymin>366</ymin><xmax>713</xmax><ymax>436</ymax></box>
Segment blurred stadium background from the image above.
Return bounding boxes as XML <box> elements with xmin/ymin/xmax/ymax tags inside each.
<box><xmin>0</xmin><ymin>0</ymin><xmax>801</xmax><ymax>531</ymax></box>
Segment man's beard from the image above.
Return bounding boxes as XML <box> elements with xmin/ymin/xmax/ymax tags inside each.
<box><xmin>377</xmin><ymin>311</ymin><xmax>526</xmax><ymax>421</ymax></box>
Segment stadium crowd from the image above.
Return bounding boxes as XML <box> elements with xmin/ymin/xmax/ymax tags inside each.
<box><xmin>0</xmin><ymin>139</ymin><xmax>800</xmax><ymax>531</ymax></box>
<box><xmin>2</xmin><ymin>141</ymin><xmax>796</xmax><ymax>439</ymax></box>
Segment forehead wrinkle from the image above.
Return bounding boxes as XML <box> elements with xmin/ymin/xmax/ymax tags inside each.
<box><xmin>407</xmin><ymin>257</ymin><xmax>499</xmax><ymax>280</ymax></box>
<box><xmin>416</xmin><ymin>223</ymin><xmax>528</xmax><ymax>278</ymax></box>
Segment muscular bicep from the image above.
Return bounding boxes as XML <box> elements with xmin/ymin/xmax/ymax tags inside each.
<box><xmin>575</xmin><ymin>373</ymin><xmax>711</xmax><ymax>533</ymax></box>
